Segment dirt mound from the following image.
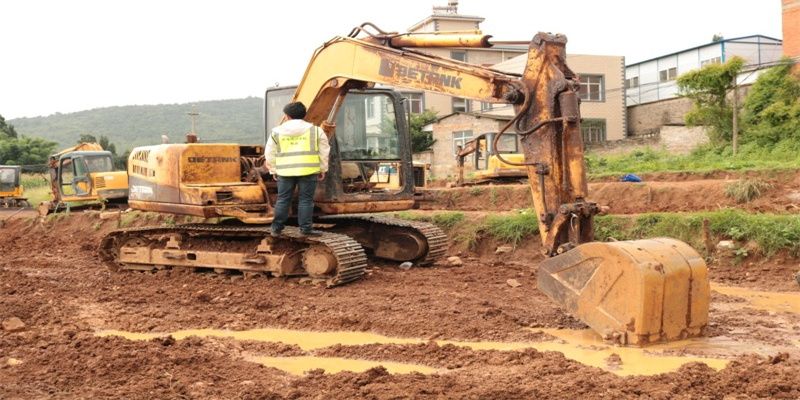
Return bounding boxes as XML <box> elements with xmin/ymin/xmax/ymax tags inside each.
<box><xmin>420</xmin><ymin>174</ymin><xmax>800</xmax><ymax>214</ymax></box>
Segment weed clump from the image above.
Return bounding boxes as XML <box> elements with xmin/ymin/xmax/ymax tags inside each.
<box><xmin>724</xmin><ymin>179</ymin><xmax>773</xmax><ymax>203</ymax></box>
<box><xmin>484</xmin><ymin>210</ymin><xmax>538</xmax><ymax>246</ymax></box>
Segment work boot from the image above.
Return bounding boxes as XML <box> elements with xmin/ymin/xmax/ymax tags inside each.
<box><xmin>299</xmin><ymin>230</ymin><xmax>324</xmax><ymax>237</ymax></box>
<box><xmin>270</xmin><ymin>230</ymin><xmax>282</xmax><ymax>238</ymax></box>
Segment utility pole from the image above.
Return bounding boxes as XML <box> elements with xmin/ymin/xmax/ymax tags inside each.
<box><xmin>732</xmin><ymin>79</ymin><xmax>738</xmax><ymax>156</ymax></box>
<box><xmin>187</xmin><ymin>105</ymin><xmax>199</xmax><ymax>134</ymax></box>
<box><xmin>186</xmin><ymin>105</ymin><xmax>199</xmax><ymax>144</ymax></box>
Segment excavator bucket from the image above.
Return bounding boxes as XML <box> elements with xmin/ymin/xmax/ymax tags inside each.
<box><xmin>538</xmin><ymin>238</ymin><xmax>709</xmax><ymax>346</ymax></box>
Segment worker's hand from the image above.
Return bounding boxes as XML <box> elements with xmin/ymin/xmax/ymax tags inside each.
<box><xmin>318</xmin><ymin>172</ymin><xmax>326</xmax><ymax>181</ymax></box>
<box><xmin>271</xmin><ymin>173</ymin><xmax>278</xmax><ymax>181</ymax></box>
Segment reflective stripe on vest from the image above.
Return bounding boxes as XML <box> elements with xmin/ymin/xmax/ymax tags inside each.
<box><xmin>272</xmin><ymin>127</ymin><xmax>321</xmax><ymax>176</ymax></box>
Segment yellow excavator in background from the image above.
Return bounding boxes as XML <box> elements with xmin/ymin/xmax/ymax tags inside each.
<box><xmin>0</xmin><ymin>166</ymin><xmax>29</xmax><ymax>208</ymax></box>
<box><xmin>39</xmin><ymin>142</ymin><xmax>129</xmax><ymax>214</ymax></box>
<box><xmin>100</xmin><ymin>23</ymin><xmax>709</xmax><ymax>346</ymax></box>
<box><xmin>455</xmin><ymin>132</ymin><xmax>528</xmax><ymax>186</ymax></box>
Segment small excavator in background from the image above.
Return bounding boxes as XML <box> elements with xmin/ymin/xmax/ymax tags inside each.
<box><xmin>0</xmin><ymin>166</ymin><xmax>29</xmax><ymax>208</ymax></box>
<box><xmin>39</xmin><ymin>142</ymin><xmax>129</xmax><ymax>215</ymax></box>
<box><xmin>455</xmin><ymin>132</ymin><xmax>528</xmax><ymax>186</ymax></box>
<box><xmin>100</xmin><ymin>23</ymin><xmax>709</xmax><ymax>346</ymax></box>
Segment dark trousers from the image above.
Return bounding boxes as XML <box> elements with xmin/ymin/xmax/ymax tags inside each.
<box><xmin>271</xmin><ymin>173</ymin><xmax>318</xmax><ymax>234</ymax></box>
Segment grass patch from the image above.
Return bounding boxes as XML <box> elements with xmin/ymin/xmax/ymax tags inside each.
<box><xmin>724</xmin><ymin>179</ymin><xmax>773</xmax><ymax>203</ymax></box>
<box><xmin>119</xmin><ymin>211</ymin><xmax>140</xmax><ymax>227</ymax></box>
<box><xmin>484</xmin><ymin>210</ymin><xmax>539</xmax><ymax>246</ymax></box>
<box><xmin>468</xmin><ymin>187</ymin><xmax>484</xmax><ymax>196</ymax></box>
<box><xmin>396</xmin><ymin>209</ymin><xmax>800</xmax><ymax>258</ymax></box>
<box><xmin>431</xmin><ymin>212</ymin><xmax>465</xmax><ymax>230</ymax></box>
<box><xmin>586</xmin><ymin>144</ymin><xmax>800</xmax><ymax>178</ymax></box>
<box><xmin>595</xmin><ymin>210</ymin><xmax>800</xmax><ymax>256</ymax></box>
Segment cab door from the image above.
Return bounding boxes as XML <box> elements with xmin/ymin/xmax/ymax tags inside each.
<box><xmin>58</xmin><ymin>155</ymin><xmax>92</xmax><ymax>200</ymax></box>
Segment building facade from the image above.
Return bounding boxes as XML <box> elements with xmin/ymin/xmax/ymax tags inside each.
<box><xmin>418</xmin><ymin>53</ymin><xmax>627</xmax><ymax>179</ymax></box>
<box><xmin>625</xmin><ymin>35</ymin><xmax>783</xmax><ymax>106</ymax></box>
<box><xmin>397</xmin><ymin>2</ymin><xmax>526</xmax><ymax>116</ymax></box>
<box><xmin>491</xmin><ymin>54</ymin><xmax>627</xmax><ymax>145</ymax></box>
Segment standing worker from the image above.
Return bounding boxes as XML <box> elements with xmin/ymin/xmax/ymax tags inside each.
<box><xmin>266</xmin><ymin>101</ymin><xmax>330</xmax><ymax>237</ymax></box>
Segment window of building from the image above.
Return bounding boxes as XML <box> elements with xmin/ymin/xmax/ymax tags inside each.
<box><xmin>401</xmin><ymin>92</ymin><xmax>424</xmax><ymax>114</ymax></box>
<box><xmin>700</xmin><ymin>57</ymin><xmax>722</xmax><ymax>67</ymax></box>
<box><xmin>625</xmin><ymin>76</ymin><xmax>639</xmax><ymax>89</ymax></box>
<box><xmin>659</xmin><ymin>67</ymin><xmax>678</xmax><ymax>82</ymax></box>
<box><xmin>453</xmin><ymin>130</ymin><xmax>473</xmax><ymax>155</ymax></box>
<box><xmin>366</xmin><ymin>96</ymin><xmax>375</xmax><ymax>119</ymax></box>
<box><xmin>450</xmin><ymin>50</ymin><xmax>467</xmax><ymax>62</ymax></box>
<box><xmin>581</xmin><ymin>119</ymin><xmax>607</xmax><ymax>143</ymax></box>
<box><xmin>579</xmin><ymin>75</ymin><xmax>604</xmax><ymax>102</ymax></box>
<box><xmin>452</xmin><ymin>97</ymin><xmax>470</xmax><ymax>113</ymax></box>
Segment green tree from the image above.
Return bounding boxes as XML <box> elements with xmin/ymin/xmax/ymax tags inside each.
<box><xmin>78</xmin><ymin>133</ymin><xmax>117</xmax><ymax>155</ymax></box>
<box><xmin>0</xmin><ymin>137</ymin><xmax>58</xmax><ymax>165</ymax></box>
<box><xmin>677</xmin><ymin>56</ymin><xmax>745</xmax><ymax>144</ymax></box>
<box><xmin>409</xmin><ymin>110</ymin><xmax>438</xmax><ymax>153</ymax></box>
<box><xmin>740</xmin><ymin>58</ymin><xmax>800</xmax><ymax>146</ymax></box>
<box><xmin>0</xmin><ymin>114</ymin><xmax>18</xmax><ymax>139</ymax></box>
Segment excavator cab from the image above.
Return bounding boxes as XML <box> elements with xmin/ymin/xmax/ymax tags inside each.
<box><xmin>41</xmin><ymin>146</ymin><xmax>129</xmax><ymax>215</ymax></box>
<box><xmin>0</xmin><ymin>166</ymin><xmax>28</xmax><ymax>208</ymax></box>
<box><xmin>456</xmin><ymin>132</ymin><xmax>527</xmax><ymax>186</ymax></box>
<box><xmin>265</xmin><ymin>86</ymin><xmax>416</xmax><ymax>214</ymax></box>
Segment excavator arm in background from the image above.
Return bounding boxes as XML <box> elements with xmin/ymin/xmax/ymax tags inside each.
<box><xmin>286</xmin><ymin>23</ymin><xmax>709</xmax><ymax>346</ymax></box>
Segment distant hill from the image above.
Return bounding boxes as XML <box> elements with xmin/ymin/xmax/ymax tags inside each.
<box><xmin>9</xmin><ymin>97</ymin><xmax>265</xmax><ymax>151</ymax></box>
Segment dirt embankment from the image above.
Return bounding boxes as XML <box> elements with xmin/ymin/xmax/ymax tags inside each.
<box><xmin>1</xmin><ymin>213</ymin><xmax>799</xmax><ymax>399</ymax></box>
<box><xmin>420</xmin><ymin>170</ymin><xmax>800</xmax><ymax>214</ymax></box>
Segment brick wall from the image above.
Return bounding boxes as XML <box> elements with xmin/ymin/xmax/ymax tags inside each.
<box><xmin>627</xmin><ymin>85</ymin><xmax>751</xmax><ymax>137</ymax></box>
<box><xmin>784</xmin><ymin>0</ymin><xmax>800</xmax><ymax>62</ymax></box>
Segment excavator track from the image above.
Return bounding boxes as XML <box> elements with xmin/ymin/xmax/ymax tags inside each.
<box><xmin>99</xmin><ymin>223</ymin><xmax>367</xmax><ymax>287</ymax></box>
<box><xmin>318</xmin><ymin>214</ymin><xmax>447</xmax><ymax>266</ymax></box>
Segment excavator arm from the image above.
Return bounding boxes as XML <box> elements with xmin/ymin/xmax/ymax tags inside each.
<box><xmin>290</xmin><ymin>26</ymin><xmax>588</xmax><ymax>255</ymax></box>
<box><xmin>287</xmin><ymin>24</ymin><xmax>710</xmax><ymax>346</ymax></box>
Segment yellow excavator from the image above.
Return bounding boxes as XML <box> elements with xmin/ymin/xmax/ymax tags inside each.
<box><xmin>99</xmin><ymin>24</ymin><xmax>709</xmax><ymax>346</ymax></box>
<box><xmin>39</xmin><ymin>142</ymin><xmax>129</xmax><ymax>214</ymax></box>
<box><xmin>455</xmin><ymin>132</ymin><xmax>528</xmax><ymax>186</ymax></box>
<box><xmin>0</xmin><ymin>166</ymin><xmax>29</xmax><ymax>208</ymax></box>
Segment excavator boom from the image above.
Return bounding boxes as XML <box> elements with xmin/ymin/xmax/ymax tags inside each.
<box><xmin>283</xmin><ymin>24</ymin><xmax>709</xmax><ymax>345</ymax></box>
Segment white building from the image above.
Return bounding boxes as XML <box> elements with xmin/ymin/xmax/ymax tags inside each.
<box><xmin>625</xmin><ymin>35</ymin><xmax>783</xmax><ymax>106</ymax></box>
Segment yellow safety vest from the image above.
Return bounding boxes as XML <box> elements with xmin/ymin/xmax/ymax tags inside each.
<box><xmin>272</xmin><ymin>127</ymin><xmax>321</xmax><ymax>176</ymax></box>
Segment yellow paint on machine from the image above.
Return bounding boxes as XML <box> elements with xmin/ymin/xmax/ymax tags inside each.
<box><xmin>711</xmin><ymin>284</ymin><xmax>800</xmax><ymax>314</ymax></box>
<box><xmin>247</xmin><ymin>356</ymin><xmax>438</xmax><ymax>376</ymax></box>
<box><xmin>97</xmin><ymin>327</ymin><xmax>730</xmax><ymax>376</ymax></box>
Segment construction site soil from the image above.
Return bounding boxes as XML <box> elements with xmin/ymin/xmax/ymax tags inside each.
<box><xmin>1</xmin><ymin>207</ymin><xmax>799</xmax><ymax>399</ymax></box>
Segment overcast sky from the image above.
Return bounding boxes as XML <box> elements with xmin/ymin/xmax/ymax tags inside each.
<box><xmin>0</xmin><ymin>0</ymin><xmax>783</xmax><ymax>119</ymax></box>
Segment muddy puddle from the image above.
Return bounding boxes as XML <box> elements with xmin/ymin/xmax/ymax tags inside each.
<box><xmin>711</xmin><ymin>284</ymin><xmax>800</xmax><ymax>313</ymax></box>
<box><xmin>98</xmin><ymin>327</ymin><xmax>738</xmax><ymax>376</ymax></box>
<box><xmin>246</xmin><ymin>356</ymin><xmax>439</xmax><ymax>375</ymax></box>
<box><xmin>95</xmin><ymin>284</ymin><xmax>800</xmax><ymax>376</ymax></box>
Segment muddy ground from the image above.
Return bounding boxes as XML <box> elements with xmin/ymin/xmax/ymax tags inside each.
<box><xmin>1</xmin><ymin>210</ymin><xmax>799</xmax><ymax>399</ymax></box>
